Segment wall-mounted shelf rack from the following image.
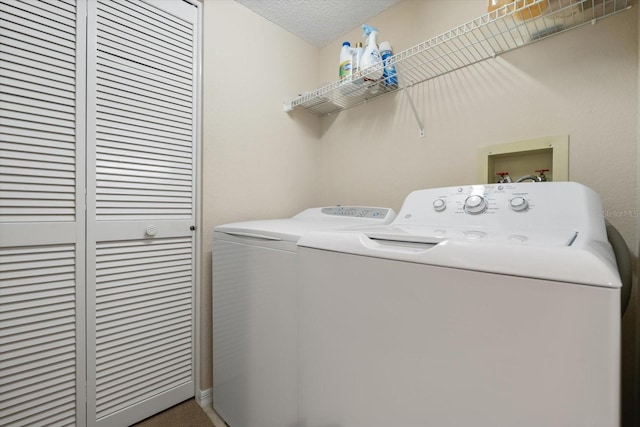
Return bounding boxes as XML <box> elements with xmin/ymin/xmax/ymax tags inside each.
<box><xmin>284</xmin><ymin>0</ymin><xmax>631</xmax><ymax>116</ymax></box>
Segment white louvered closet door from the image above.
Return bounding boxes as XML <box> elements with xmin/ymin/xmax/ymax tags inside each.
<box><xmin>85</xmin><ymin>1</ymin><xmax>199</xmax><ymax>426</ymax></box>
<box><xmin>0</xmin><ymin>1</ymin><xmax>87</xmax><ymax>426</ymax></box>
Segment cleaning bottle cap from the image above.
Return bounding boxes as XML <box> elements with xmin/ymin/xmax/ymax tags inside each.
<box><xmin>379</xmin><ymin>41</ymin><xmax>392</xmax><ymax>52</ymax></box>
<box><xmin>342</xmin><ymin>41</ymin><xmax>351</xmax><ymax>47</ymax></box>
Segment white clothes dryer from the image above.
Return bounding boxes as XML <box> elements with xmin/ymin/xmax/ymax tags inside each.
<box><xmin>212</xmin><ymin>206</ymin><xmax>395</xmax><ymax>427</ymax></box>
<box><xmin>297</xmin><ymin>182</ymin><xmax>621</xmax><ymax>427</ymax></box>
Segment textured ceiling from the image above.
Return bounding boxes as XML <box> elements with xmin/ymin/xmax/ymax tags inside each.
<box><xmin>234</xmin><ymin>0</ymin><xmax>401</xmax><ymax>48</ymax></box>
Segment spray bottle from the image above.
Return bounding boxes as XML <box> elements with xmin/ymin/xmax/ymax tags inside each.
<box><xmin>360</xmin><ymin>25</ymin><xmax>383</xmax><ymax>81</ymax></box>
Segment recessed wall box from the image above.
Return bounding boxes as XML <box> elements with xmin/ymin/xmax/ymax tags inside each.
<box><xmin>478</xmin><ymin>135</ymin><xmax>569</xmax><ymax>184</ymax></box>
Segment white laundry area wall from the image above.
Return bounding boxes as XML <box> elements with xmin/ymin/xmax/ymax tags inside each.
<box><xmin>202</xmin><ymin>0</ymin><xmax>639</xmax><ymax>423</ymax></box>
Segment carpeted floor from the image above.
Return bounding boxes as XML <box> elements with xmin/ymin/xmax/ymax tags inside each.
<box><xmin>132</xmin><ymin>399</ymin><xmax>222</xmax><ymax>427</ymax></box>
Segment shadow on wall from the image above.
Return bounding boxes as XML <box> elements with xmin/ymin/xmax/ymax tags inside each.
<box><xmin>621</xmin><ymin>244</ymin><xmax>639</xmax><ymax>427</ymax></box>
<box><xmin>607</xmin><ymin>214</ymin><xmax>638</xmax><ymax>427</ymax></box>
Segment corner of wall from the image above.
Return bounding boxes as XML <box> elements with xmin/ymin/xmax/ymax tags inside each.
<box><xmin>635</xmin><ymin>3</ymin><xmax>640</xmax><ymax>426</ymax></box>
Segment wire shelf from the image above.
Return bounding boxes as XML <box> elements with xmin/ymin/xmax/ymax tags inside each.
<box><xmin>284</xmin><ymin>0</ymin><xmax>631</xmax><ymax>116</ymax></box>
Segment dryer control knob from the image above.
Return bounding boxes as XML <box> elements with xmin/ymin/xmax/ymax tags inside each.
<box><xmin>509</xmin><ymin>196</ymin><xmax>528</xmax><ymax>212</ymax></box>
<box><xmin>464</xmin><ymin>195</ymin><xmax>487</xmax><ymax>214</ymax></box>
<box><xmin>433</xmin><ymin>199</ymin><xmax>446</xmax><ymax>212</ymax></box>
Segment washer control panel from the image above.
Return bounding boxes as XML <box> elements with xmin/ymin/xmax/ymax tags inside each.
<box><xmin>423</xmin><ymin>184</ymin><xmax>535</xmax><ymax>216</ymax></box>
<box><xmin>390</xmin><ymin>182</ymin><xmax>604</xmax><ymax>247</ymax></box>
<box><xmin>395</xmin><ymin>182</ymin><xmax>601</xmax><ymax>231</ymax></box>
<box><xmin>321</xmin><ymin>206</ymin><xmax>391</xmax><ymax>219</ymax></box>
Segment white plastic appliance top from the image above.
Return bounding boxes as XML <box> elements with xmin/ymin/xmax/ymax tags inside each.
<box><xmin>297</xmin><ymin>182</ymin><xmax>621</xmax><ymax>288</ymax></box>
<box><xmin>214</xmin><ymin>206</ymin><xmax>396</xmax><ymax>242</ymax></box>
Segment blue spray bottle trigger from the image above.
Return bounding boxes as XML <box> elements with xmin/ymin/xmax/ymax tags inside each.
<box><xmin>362</xmin><ymin>24</ymin><xmax>378</xmax><ymax>37</ymax></box>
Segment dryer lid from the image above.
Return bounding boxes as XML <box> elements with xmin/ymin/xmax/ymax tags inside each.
<box><xmin>215</xmin><ymin>206</ymin><xmax>396</xmax><ymax>242</ymax></box>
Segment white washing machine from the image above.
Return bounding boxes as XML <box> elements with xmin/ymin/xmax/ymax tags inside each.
<box><xmin>212</xmin><ymin>206</ymin><xmax>395</xmax><ymax>427</ymax></box>
<box><xmin>297</xmin><ymin>182</ymin><xmax>621</xmax><ymax>427</ymax></box>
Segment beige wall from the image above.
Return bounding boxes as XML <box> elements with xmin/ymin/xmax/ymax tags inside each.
<box><xmin>201</xmin><ymin>0</ymin><xmax>640</xmax><ymax>418</ymax></box>
<box><xmin>201</xmin><ymin>0</ymin><xmax>321</xmax><ymax>390</ymax></box>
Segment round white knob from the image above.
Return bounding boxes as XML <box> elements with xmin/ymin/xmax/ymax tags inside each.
<box><xmin>145</xmin><ymin>225</ymin><xmax>158</xmax><ymax>236</ymax></box>
<box><xmin>433</xmin><ymin>199</ymin><xmax>446</xmax><ymax>212</ymax></box>
<box><xmin>509</xmin><ymin>196</ymin><xmax>528</xmax><ymax>212</ymax></box>
<box><xmin>464</xmin><ymin>195</ymin><xmax>487</xmax><ymax>214</ymax></box>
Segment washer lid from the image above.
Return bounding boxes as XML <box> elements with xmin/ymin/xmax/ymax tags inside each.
<box><xmin>297</xmin><ymin>228</ymin><xmax>621</xmax><ymax>288</ymax></box>
<box><xmin>364</xmin><ymin>225</ymin><xmax>578</xmax><ymax>247</ymax></box>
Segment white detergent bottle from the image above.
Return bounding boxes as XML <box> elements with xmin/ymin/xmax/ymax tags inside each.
<box><xmin>339</xmin><ymin>41</ymin><xmax>352</xmax><ymax>80</ymax></box>
<box><xmin>360</xmin><ymin>24</ymin><xmax>383</xmax><ymax>81</ymax></box>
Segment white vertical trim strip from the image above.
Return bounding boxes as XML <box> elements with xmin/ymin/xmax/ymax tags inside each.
<box><xmin>75</xmin><ymin>1</ymin><xmax>88</xmax><ymax>426</ymax></box>
<box><xmin>185</xmin><ymin>0</ymin><xmax>204</xmax><ymax>404</ymax></box>
<box><xmin>85</xmin><ymin>0</ymin><xmax>99</xmax><ymax>422</ymax></box>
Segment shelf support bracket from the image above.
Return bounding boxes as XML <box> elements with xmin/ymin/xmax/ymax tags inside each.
<box><xmin>404</xmin><ymin>87</ymin><xmax>425</xmax><ymax>138</ymax></box>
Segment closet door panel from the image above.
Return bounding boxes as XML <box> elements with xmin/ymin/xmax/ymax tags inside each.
<box><xmin>93</xmin><ymin>237</ymin><xmax>193</xmax><ymax>420</ymax></box>
<box><xmin>86</xmin><ymin>1</ymin><xmax>199</xmax><ymax>425</ymax></box>
<box><xmin>0</xmin><ymin>0</ymin><xmax>86</xmax><ymax>426</ymax></box>
<box><xmin>0</xmin><ymin>244</ymin><xmax>77</xmax><ymax>426</ymax></box>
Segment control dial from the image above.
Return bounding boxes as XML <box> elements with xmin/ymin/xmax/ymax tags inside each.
<box><xmin>509</xmin><ymin>196</ymin><xmax>529</xmax><ymax>212</ymax></box>
<box><xmin>464</xmin><ymin>195</ymin><xmax>487</xmax><ymax>214</ymax></box>
<box><xmin>433</xmin><ymin>199</ymin><xmax>446</xmax><ymax>212</ymax></box>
